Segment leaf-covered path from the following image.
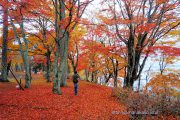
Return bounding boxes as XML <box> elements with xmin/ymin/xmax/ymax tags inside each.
<box><xmin>0</xmin><ymin>74</ymin><xmax>128</xmax><ymax>120</ymax></box>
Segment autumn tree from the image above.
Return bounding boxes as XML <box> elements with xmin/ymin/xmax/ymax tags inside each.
<box><xmin>29</xmin><ymin>19</ymin><xmax>55</xmax><ymax>82</ymax></box>
<box><xmin>72</xmin><ymin>19</ymin><xmax>126</xmax><ymax>85</ymax></box>
<box><xmin>29</xmin><ymin>29</ymin><xmax>55</xmax><ymax>82</ymax></box>
<box><xmin>32</xmin><ymin>1</ymin><xmax>55</xmax><ymax>82</ymax></box>
<box><xmin>68</xmin><ymin>25</ymin><xmax>86</xmax><ymax>74</ymax></box>
<box><xmin>81</xmin><ymin>40</ymin><xmax>102</xmax><ymax>82</ymax></box>
<box><xmin>52</xmin><ymin>0</ymin><xmax>92</xmax><ymax>94</ymax></box>
<box><xmin>100</xmin><ymin>0</ymin><xmax>180</xmax><ymax>88</ymax></box>
<box><xmin>8</xmin><ymin>0</ymin><xmax>43</xmax><ymax>88</ymax></box>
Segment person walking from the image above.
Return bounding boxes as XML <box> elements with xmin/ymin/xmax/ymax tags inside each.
<box><xmin>72</xmin><ymin>71</ymin><xmax>80</xmax><ymax>95</ymax></box>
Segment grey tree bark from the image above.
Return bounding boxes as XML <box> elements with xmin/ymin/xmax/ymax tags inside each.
<box><xmin>1</xmin><ymin>1</ymin><xmax>9</xmax><ymax>82</ymax></box>
<box><xmin>60</xmin><ymin>37</ymin><xmax>68</xmax><ymax>87</ymax></box>
<box><xmin>46</xmin><ymin>50</ymin><xmax>51</xmax><ymax>82</ymax></box>
<box><xmin>10</xmin><ymin>14</ymin><xmax>31</xmax><ymax>88</ymax></box>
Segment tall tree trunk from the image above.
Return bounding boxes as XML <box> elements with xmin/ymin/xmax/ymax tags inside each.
<box><xmin>61</xmin><ymin>32</ymin><xmax>69</xmax><ymax>87</ymax></box>
<box><xmin>124</xmin><ymin>33</ymin><xmax>136</xmax><ymax>88</ymax></box>
<box><xmin>112</xmin><ymin>59</ymin><xmax>118</xmax><ymax>87</ymax></box>
<box><xmin>60</xmin><ymin>60</ymin><xmax>68</xmax><ymax>87</ymax></box>
<box><xmin>60</xmin><ymin>34</ymin><xmax>68</xmax><ymax>87</ymax></box>
<box><xmin>7</xmin><ymin>60</ymin><xmax>11</xmax><ymax>76</ymax></box>
<box><xmin>52</xmin><ymin>44</ymin><xmax>62</xmax><ymax>94</ymax></box>
<box><xmin>53</xmin><ymin>32</ymin><xmax>69</xmax><ymax>94</ymax></box>
<box><xmin>124</xmin><ymin>44</ymin><xmax>142</xmax><ymax>88</ymax></box>
<box><xmin>46</xmin><ymin>50</ymin><xmax>51</xmax><ymax>82</ymax></box>
<box><xmin>22</xmin><ymin>50</ymin><xmax>31</xmax><ymax>88</ymax></box>
<box><xmin>85</xmin><ymin>69</ymin><xmax>89</xmax><ymax>81</ymax></box>
<box><xmin>20</xmin><ymin>20</ymin><xmax>31</xmax><ymax>88</ymax></box>
<box><xmin>1</xmin><ymin>1</ymin><xmax>9</xmax><ymax>82</ymax></box>
<box><xmin>10</xmin><ymin>14</ymin><xmax>31</xmax><ymax>88</ymax></box>
<box><xmin>67</xmin><ymin>61</ymin><xmax>71</xmax><ymax>79</ymax></box>
<box><xmin>21</xmin><ymin>51</ymin><xmax>31</xmax><ymax>88</ymax></box>
<box><xmin>91</xmin><ymin>71</ymin><xmax>94</xmax><ymax>82</ymax></box>
<box><xmin>52</xmin><ymin>0</ymin><xmax>62</xmax><ymax>94</ymax></box>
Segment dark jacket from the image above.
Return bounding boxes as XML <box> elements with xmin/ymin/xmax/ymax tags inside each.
<box><xmin>73</xmin><ymin>73</ymin><xmax>80</xmax><ymax>83</ymax></box>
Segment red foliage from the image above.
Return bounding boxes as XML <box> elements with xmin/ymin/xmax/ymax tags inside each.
<box><xmin>136</xmin><ymin>23</ymin><xmax>156</xmax><ymax>33</ymax></box>
<box><xmin>0</xmin><ymin>74</ymin><xmax>128</xmax><ymax>119</ymax></box>
<box><xmin>33</xmin><ymin>55</ymin><xmax>46</xmax><ymax>64</ymax></box>
<box><xmin>148</xmin><ymin>46</ymin><xmax>180</xmax><ymax>56</ymax></box>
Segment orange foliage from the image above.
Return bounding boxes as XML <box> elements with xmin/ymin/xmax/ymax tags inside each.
<box><xmin>145</xmin><ymin>73</ymin><xmax>180</xmax><ymax>97</ymax></box>
<box><xmin>156</xmin><ymin>0</ymin><xmax>169</xmax><ymax>4</ymax></box>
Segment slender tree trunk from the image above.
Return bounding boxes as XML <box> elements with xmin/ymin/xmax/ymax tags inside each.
<box><xmin>1</xmin><ymin>2</ymin><xmax>9</xmax><ymax>82</ymax></box>
<box><xmin>7</xmin><ymin>60</ymin><xmax>11</xmax><ymax>76</ymax></box>
<box><xmin>91</xmin><ymin>71</ymin><xmax>94</xmax><ymax>82</ymax></box>
<box><xmin>112</xmin><ymin>59</ymin><xmax>118</xmax><ymax>87</ymax></box>
<box><xmin>114</xmin><ymin>68</ymin><xmax>118</xmax><ymax>87</ymax></box>
<box><xmin>46</xmin><ymin>50</ymin><xmax>51</xmax><ymax>82</ymax></box>
<box><xmin>85</xmin><ymin>69</ymin><xmax>89</xmax><ymax>81</ymax></box>
<box><xmin>94</xmin><ymin>72</ymin><xmax>98</xmax><ymax>83</ymax></box>
<box><xmin>138</xmin><ymin>76</ymin><xmax>141</xmax><ymax>92</ymax></box>
<box><xmin>29</xmin><ymin>63</ymin><xmax>32</xmax><ymax>80</ymax></box>
<box><xmin>67</xmin><ymin>62</ymin><xmax>70</xmax><ymax>79</ymax></box>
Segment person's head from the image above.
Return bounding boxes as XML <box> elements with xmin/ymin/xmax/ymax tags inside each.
<box><xmin>74</xmin><ymin>71</ymin><xmax>77</xmax><ymax>74</ymax></box>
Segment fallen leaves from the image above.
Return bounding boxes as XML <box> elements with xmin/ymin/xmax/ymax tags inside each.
<box><xmin>0</xmin><ymin>74</ymin><xmax>128</xmax><ymax>120</ymax></box>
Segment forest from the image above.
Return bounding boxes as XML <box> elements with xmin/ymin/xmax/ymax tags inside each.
<box><xmin>0</xmin><ymin>0</ymin><xmax>180</xmax><ymax>119</ymax></box>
